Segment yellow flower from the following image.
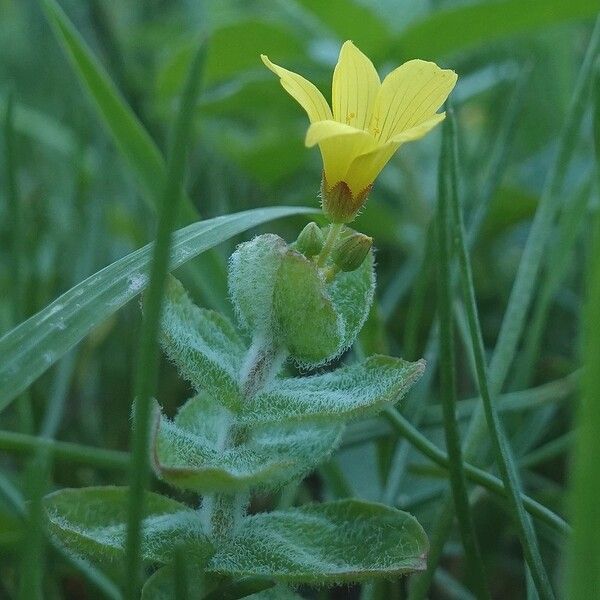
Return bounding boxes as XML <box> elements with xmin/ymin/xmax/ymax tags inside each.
<box><xmin>262</xmin><ymin>41</ymin><xmax>457</xmax><ymax>222</ymax></box>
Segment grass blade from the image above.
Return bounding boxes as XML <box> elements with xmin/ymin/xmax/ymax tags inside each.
<box><xmin>40</xmin><ymin>0</ymin><xmax>230</xmax><ymax>311</ymax></box>
<box><xmin>40</xmin><ymin>0</ymin><xmax>195</xmax><ymax>222</ymax></box>
<box><xmin>513</xmin><ymin>179</ymin><xmax>592</xmax><ymax>390</ymax></box>
<box><xmin>382</xmin><ymin>408</ymin><xmax>569</xmax><ymax>536</ymax></box>
<box><xmin>410</xmin><ymin>20</ymin><xmax>600</xmax><ymax>597</ymax></box>
<box><xmin>4</xmin><ymin>92</ymin><xmax>34</xmax><ymax>434</ymax></box>
<box><xmin>124</xmin><ymin>41</ymin><xmax>206</xmax><ymax>597</ymax></box>
<box><xmin>381</xmin><ymin>65</ymin><xmax>528</xmax><ymax>506</ymax></box>
<box><xmin>436</xmin><ymin>112</ymin><xmax>489</xmax><ymax>599</ymax></box>
<box><xmin>486</xmin><ymin>18</ymin><xmax>600</xmax><ymax>398</ymax></box>
<box><xmin>0</xmin><ymin>430</ymin><xmax>129</xmax><ymax>470</ymax></box>
<box><xmin>566</xmin><ymin>56</ymin><xmax>600</xmax><ymax>600</ymax></box>
<box><xmin>446</xmin><ymin>109</ymin><xmax>554</xmax><ymax>598</ymax></box>
<box><xmin>0</xmin><ymin>205</ymin><xmax>310</xmax><ymax>412</ymax></box>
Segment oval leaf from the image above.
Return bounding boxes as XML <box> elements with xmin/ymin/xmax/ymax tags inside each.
<box><xmin>44</xmin><ymin>486</ymin><xmax>212</xmax><ymax>564</ymax></box>
<box><xmin>152</xmin><ymin>395</ymin><xmax>342</xmax><ymax>493</ymax></box>
<box><xmin>159</xmin><ymin>277</ymin><xmax>245</xmax><ymax>409</ymax></box>
<box><xmin>240</xmin><ymin>355</ymin><xmax>426</xmax><ymax>425</ymax></box>
<box><xmin>209</xmin><ymin>499</ymin><xmax>428</xmax><ymax>584</ymax></box>
<box><xmin>326</xmin><ymin>248</ymin><xmax>375</xmax><ymax>352</ymax></box>
<box><xmin>273</xmin><ymin>250</ymin><xmax>343</xmax><ymax>366</ymax></box>
<box><xmin>228</xmin><ymin>233</ymin><xmax>288</xmax><ymax>334</ymax></box>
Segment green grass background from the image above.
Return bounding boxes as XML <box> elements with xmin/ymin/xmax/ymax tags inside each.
<box><xmin>1</xmin><ymin>0</ymin><xmax>599</xmax><ymax>598</ymax></box>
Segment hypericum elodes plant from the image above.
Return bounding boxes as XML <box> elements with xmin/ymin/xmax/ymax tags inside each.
<box><xmin>44</xmin><ymin>40</ymin><xmax>456</xmax><ymax>598</ymax></box>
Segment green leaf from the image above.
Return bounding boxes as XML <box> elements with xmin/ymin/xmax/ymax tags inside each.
<box><xmin>44</xmin><ymin>487</ymin><xmax>212</xmax><ymax>563</ymax></box>
<box><xmin>209</xmin><ymin>500</ymin><xmax>428</xmax><ymax>584</ymax></box>
<box><xmin>326</xmin><ymin>248</ymin><xmax>375</xmax><ymax>352</ymax></box>
<box><xmin>142</xmin><ymin>560</ymin><xmax>213</xmax><ymax>599</ymax></box>
<box><xmin>273</xmin><ymin>250</ymin><xmax>343</xmax><ymax>366</ymax></box>
<box><xmin>240</xmin><ymin>355</ymin><xmax>425</xmax><ymax>425</ymax></box>
<box><xmin>228</xmin><ymin>234</ymin><xmax>288</xmax><ymax>334</ymax></box>
<box><xmin>152</xmin><ymin>395</ymin><xmax>342</xmax><ymax>493</ymax></box>
<box><xmin>273</xmin><ymin>237</ymin><xmax>375</xmax><ymax>367</ymax></box>
<box><xmin>0</xmin><ymin>206</ymin><xmax>312</xmax><ymax>413</ymax></box>
<box><xmin>159</xmin><ymin>277</ymin><xmax>246</xmax><ymax>409</ymax></box>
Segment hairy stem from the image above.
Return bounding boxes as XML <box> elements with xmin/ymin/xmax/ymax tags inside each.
<box><xmin>200</xmin><ymin>493</ymin><xmax>249</xmax><ymax>539</ymax></box>
<box><xmin>201</xmin><ymin>333</ymin><xmax>287</xmax><ymax>538</ymax></box>
<box><xmin>239</xmin><ymin>334</ymin><xmax>288</xmax><ymax>400</ymax></box>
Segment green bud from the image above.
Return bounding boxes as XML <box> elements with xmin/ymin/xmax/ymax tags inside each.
<box><xmin>331</xmin><ymin>232</ymin><xmax>373</xmax><ymax>272</ymax></box>
<box><xmin>295</xmin><ymin>222</ymin><xmax>324</xmax><ymax>257</ymax></box>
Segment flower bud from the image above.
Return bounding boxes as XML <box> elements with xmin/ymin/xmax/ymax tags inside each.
<box><xmin>331</xmin><ymin>232</ymin><xmax>373</xmax><ymax>272</ymax></box>
<box><xmin>295</xmin><ymin>222</ymin><xmax>324</xmax><ymax>257</ymax></box>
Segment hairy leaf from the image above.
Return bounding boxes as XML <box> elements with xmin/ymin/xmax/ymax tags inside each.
<box><xmin>240</xmin><ymin>356</ymin><xmax>425</xmax><ymax>425</ymax></box>
<box><xmin>44</xmin><ymin>487</ymin><xmax>212</xmax><ymax>563</ymax></box>
<box><xmin>273</xmin><ymin>244</ymin><xmax>375</xmax><ymax>368</ymax></box>
<box><xmin>273</xmin><ymin>250</ymin><xmax>343</xmax><ymax>366</ymax></box>
<box><xmin>326</xmin><ymin>246</ymin><xmax>375</xmax><ymax>352</ymax></box>
<box><xmin>209</xmin><ymin>500</ymin><xmax>428</xmax><ymax>583</ymax></box>
<box><xmin>228</xmin><ymin>233</ymin><xmax>288</xmax><ymax>334</ymax></box>
<box><xmin>159</xmin><ymin>277</ymin><xmax>245</xmax><ymax>409</ymax></box>
<box><xmin>152</xmin><ymin>395</ymin><xmax>342</xmax><ymax>493</ymax></box>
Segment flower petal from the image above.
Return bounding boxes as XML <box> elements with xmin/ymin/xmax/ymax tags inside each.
<box><xmin>389</xmin><ymin>112</ymin><xmax>446</xmax><ymax>143</ymax></box>
<box><xmin>344</xmin><ymin>141</ymin><xmax>400</xmax><ymax>196</ymax></box>
<box><xmin>332</xmin><ymin>41</ymin><xmax>380</xmax><ymax>130</ymax></box>
<box><xmin>369</xmin><ymin>59</ymin><xmax>457</xmax><ymax>142</ymax></box>
<box><xmin>261</xmin><ymin>54</ymin><xmax>332</xmax><ymax>123</ymax></box>
<box><xmin>306</xmin><ymin>120</ymin><xmax>376</xmax><ymax>189</ymax></box>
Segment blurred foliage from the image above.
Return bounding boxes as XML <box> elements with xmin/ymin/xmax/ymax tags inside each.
<box><xmin>0</xmin><ymin>0</ymin><xmax>598</xmax><ymax>598</ymax></box>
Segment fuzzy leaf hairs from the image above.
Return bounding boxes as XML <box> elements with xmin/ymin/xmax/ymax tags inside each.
<box><xmin>45</xmin><ymin>226</ymin><xmax>427</xmax><ymax>596</ymax></box>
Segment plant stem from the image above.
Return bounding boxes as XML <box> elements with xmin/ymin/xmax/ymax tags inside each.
<box><xmin>240</xmin><ymin>334</ymin><xmax>287</xmax><ymax>400</ymax></box>
<box><xmin>316</xmin><ymin>222</ymin><xmax>344</xmax><ymax>267</ymax></box>
<box><xmin>201</xmin><ymin>331</ymin><xmax>286</xmax><ymax>539</ymax></box>
<box><xmin>200</xmin><ymin>493</ymin><xmax>248</xmax><ymax>539</ymax></box>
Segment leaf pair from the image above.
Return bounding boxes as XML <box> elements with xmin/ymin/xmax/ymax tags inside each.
<box><xmin>152</xmin><ymin>394</ymin><xmax>343</xmax><ymax>493</ymax></box>
<box><xmin>228</xmin><ymin>231</ymin><xmax>375</xmax><ymax>367</ymax></box>
<box><xmin>45</xmin><ymin>488</ymin><xmax>428</xmax><ymax>587</ymax></box>
<box><xmin>154</xmin><ymin>276</ymin><xmax>424</xmax><ymax>493</ymax></box>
